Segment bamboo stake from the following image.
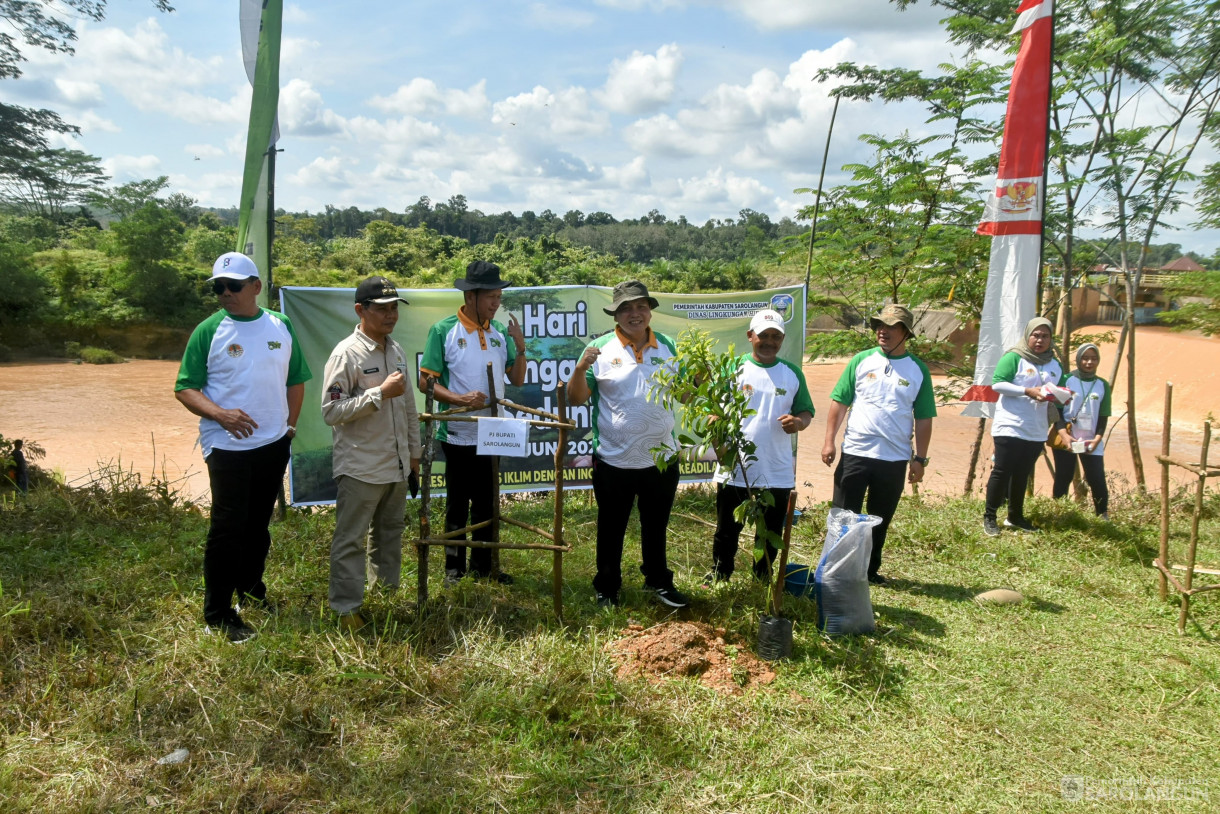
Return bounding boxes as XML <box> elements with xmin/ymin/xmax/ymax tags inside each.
<box><xmin>418</xmin><ymin>378</ymin><xmax>436</xmax><ymax>606</ymax></box>
<box><xmin>486</xmin><ymin>363</ymin><xmax>502</xmax><ymax>577</ymax></box>
<box><xmin>770</xmin><ymin>491</ymin><xmax>799</xmax><ymax>618</ymax></box>
<box><xmin>1159</xmin><ymin>382</ymin><xmax>1172</xmax><ymax>601</ymax></box>
<box><xmin>553</xmin><ymin>383</ymin><xmax>569</xmax><ymax>621</ymax></box>
<box><xmin>1178</xmin><ymin>421</ymin><xmax>1211</xmax><ymax>634</ymax></box>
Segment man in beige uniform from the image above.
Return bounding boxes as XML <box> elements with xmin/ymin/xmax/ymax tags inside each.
<box><xmin>322</xmin><ymin>276</ymin><xmax>422</xmax><ymax>629</ymax></box>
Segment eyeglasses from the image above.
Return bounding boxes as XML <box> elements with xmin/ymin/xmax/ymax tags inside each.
<box><xmin>212</xmin><ymin>279</ymin><xmax>250</xmax><ymax>295</ymax></box>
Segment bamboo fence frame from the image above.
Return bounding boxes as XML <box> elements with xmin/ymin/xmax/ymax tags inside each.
<box><xmin>414</xmin><ymin>363</ymin><xmax>576</xmax><ymax>619</ymax></box>
<box><xmin>1151</xmin><ymin>382</ymin><xmax>1220</xmax><ymax>634</ymax></box>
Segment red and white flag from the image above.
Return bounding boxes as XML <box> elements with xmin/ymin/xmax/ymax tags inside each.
<box><xmin>963</xmin><ymin>0</ymin><xmax>1055</xmax><ymax>415</ymax></box>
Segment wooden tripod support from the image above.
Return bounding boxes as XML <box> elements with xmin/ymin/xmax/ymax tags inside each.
<box><xmin>414</xmin><ymin>363</ymin><xmax>577</xmax><ymax>619</ymax></box>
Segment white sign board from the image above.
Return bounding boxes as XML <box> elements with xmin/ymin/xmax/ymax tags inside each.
<box><xmin>476</xmin><ymin>418</ymin><xmax>531</xmax><ymax>457</ymax></box>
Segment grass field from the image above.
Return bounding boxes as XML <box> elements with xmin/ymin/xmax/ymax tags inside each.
<box><xmin>1</xmin><ymin>468</ymin><xmax>1218</xmax><ymax>813</ymax></box>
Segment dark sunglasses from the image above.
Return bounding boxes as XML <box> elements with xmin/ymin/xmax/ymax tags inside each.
<box><xmin>212</xmin><ymin>279</ymin><xmax>250</xmax><ymax>295</ymax></box>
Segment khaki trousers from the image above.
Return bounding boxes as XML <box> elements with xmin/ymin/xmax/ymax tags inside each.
<box><xmin>329</xmin><ymin>475</ymin><xmax>409</xmax><ymax>614</ymax></box>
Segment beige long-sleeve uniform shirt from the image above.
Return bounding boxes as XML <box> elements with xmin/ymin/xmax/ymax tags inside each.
<box><xmin>321</xmin><ymin>326</ymin><xmax>422</xmax><ymax>483</ymax></box>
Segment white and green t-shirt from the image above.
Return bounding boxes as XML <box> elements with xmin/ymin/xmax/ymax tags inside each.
<box><xmin>830</xmin><ymin>347</ymin><xmax>937</xmax><ymax>462</ymax></box>
<box><xmin>990</xmin><ymin>351</ymin><xmax>1066</xmax><ymax>442</ymax></box>
<box><xmin>583</xmin><ymin>328</ymin><xmax>678</xmax><ymax>469</ymax></box>
<box><xmin>715</xmin><ymin>354</ymin><xmax>815</xmax><ymax>490</ymax></box>
<box><xmin>1063</xmin><ymin>373</ymin><xmax>1112</xmax><ymax>456</ymax></box>
<box><xmin>174</xmin><ymin>308</ymin><xmax>311</xmax><ymax>457</ymax></box>
<box><xmin>419</xmin><ymin>308</ymin><xmax>518</xmax><ymax>446</ymax></box>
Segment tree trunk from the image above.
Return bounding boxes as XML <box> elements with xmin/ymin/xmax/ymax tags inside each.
<box><xmin>1124</xmin><ymin>277</ymin><xmax>1146</xmax><ymax>490</ymax></box>
<box><xmin>964</xmin><ymin>417</ymin><xmax>987</xmax><ymax>496</ymax></box>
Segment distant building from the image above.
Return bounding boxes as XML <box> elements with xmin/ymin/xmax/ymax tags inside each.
<box><xmin>1095</xmin><ymin>256</ymin><xmax>1205</xmax><ymax>325</ymax></box>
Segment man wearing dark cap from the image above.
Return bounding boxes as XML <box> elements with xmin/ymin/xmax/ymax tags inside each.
<box><xmin>820</xmin><ymin>304</ymin><xmax>936</xmax><ymax>585</ymax></box>
<box><xmin>321</xmin><ymin>276</ymin><xmax>422</xmax><ymax>630</ymax></box>
<box><xmin>567</xmin><ymin>280</ymin><xmax>690</xmax><ymax>609</ymax></box>
<box><xmin>175</xmin><ymin>252</ymin><xmax>312</xmax><ymax>642</ymax></box>
<box><xmin>418</xmin><ymin>261</ymin><xmax>526</xmax><ymax>583</ymax></box>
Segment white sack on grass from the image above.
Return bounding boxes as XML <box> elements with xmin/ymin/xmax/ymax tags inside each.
<box><xmin>815</xmin><ymin>508</ymin><xmax>882</xmax><ymax>635</ymax></box>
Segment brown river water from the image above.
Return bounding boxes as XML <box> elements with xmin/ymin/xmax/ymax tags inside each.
<box><xmin>2</xmin><ymin>326</ymin><xmax>1214</xmax><ymax>508</ymax></box>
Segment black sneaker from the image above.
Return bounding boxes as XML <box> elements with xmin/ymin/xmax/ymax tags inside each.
<box><xmin>596</xmin><ymin>591</ymin><xmax>619</xmax><ymax>608</ymax></box>
<box><xmin>444</xmin><ymin>569</ymin><xmax>465</xmax><ymax>586</ymax></box>
<box><xmin>701</xmin><ymin>571</ymin><xmax>730</xmax><ymax>589</ymax></box>
<box><xmin>867</xmin><ymin>573</ymin><xmax>889</xmax><ymax>586</ymax></box>
<box><xmin>1004</xmin><ymin>517</ymin><xmax>1040</xmax><ymax>532</ymax></box>
<box><xmin>207</xmin><ymin>610</ymin><xmax>256</xmax><ymax>644</ymax></box>
<box><xmin>648</xmin><ymin>585</ymin><xmax>690</xmax><ymax>609</ymax></box>
<box><xmin>983</xmin><ymin>518</ymin><xmax>1001</xmax><ymax>537</ymax></box>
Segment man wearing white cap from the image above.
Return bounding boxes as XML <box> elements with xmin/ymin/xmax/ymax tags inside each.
<box><xmin>706</xmin><ymin>308</ymin><xmax>814</xmax><ymax>585</ymax></box>
<box><xmin>174</xmin><ymin>252</ymin><xmax>312</xmax><ymax>642</ymax></box>
<box><xmin>820</xmin><ymin>304</ymin><xmax>935</xmax><ymax>585</ymax></box>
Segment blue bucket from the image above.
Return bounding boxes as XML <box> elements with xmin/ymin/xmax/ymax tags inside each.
<box><xmin>784</xmin><ymin>562</ymin><xmax>815</xmax><ymax>598</ymax></box>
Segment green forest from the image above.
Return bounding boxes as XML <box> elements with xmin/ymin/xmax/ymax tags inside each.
<box><xmin>4</xmin><ymin>0</ymin><xmax>1220</xmax><ymax>363</ymax></box>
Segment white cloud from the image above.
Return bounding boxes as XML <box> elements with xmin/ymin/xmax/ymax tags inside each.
<box><xmin>184</xmin><ymin>144</ymin><xmax>227</xmax><ymax>160</ymax></box>
<box><xmin>675</xmin><ymin>166</ymin><xmax>772</xmax><ymax>209</ymax></box>
<box><xmin>280</xmin><ymin>78</ymin><xmax>348</xmax><ymax>137</ymax></box>
<box><xmin>598</xmin><ymin>43</ymin><xmax>683</xmax><ymax>115</ymax></box>
<box><xmin>54</xmin><ymin>79</ymin><xmax>104</xmax><ymax>106</ymax></box>
<box><xmin>75</xmin><ymin>112</ymin><xmax>121</xmax><ymax>135</ymax></box>
<box><xmin>710</xmin><ymin>0</ymin><xmax>942</xmax><ymax>31</ymax></box>
<box><xmin>71</xmin><ymin>19</ymin><xmax>247</xmax><ymax>125</ymax></box>
<box><xmin>368</xmin><ymin>79</ymin><xmax>489</xmax><ymax>118</ymax></box>
<box><xmin>104</xmin><ymin>154</ymin><xmax>163</xmax><ymax>181</ymax></box>
<box><xmin>283</xmin><ymin>4</ymin><xmax>312</xmax><ymax>24</ymax></box>
<box><xmin>345</xmin><ymin>116</ymin><xmax>444</xmax><ymax>152</ymax></box>
<box><xmin>624</xmin><ymin>113</ymin><xmax>718</xmax><ymax>157</ymax></box>
<box><xmin>678</xmin><ymin>69</ymin><xmax>796</xmax><ymax>133</ymax></box>
<box><xmin>492</xmin><ymin>86</ymin><xmax>610</xmax><ymax>138</ymax></box>
<box><xmin>602</xmin><ymin>156</ymin><xmax>651</xmax><ymax>190</ymax></box>
<box><xmin>290</xmin><ymin>155</ymin><xmax>359</xmax><ymax>189</ymax></box>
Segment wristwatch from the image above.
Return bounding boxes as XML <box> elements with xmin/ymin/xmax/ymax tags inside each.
<box><xmin>912</xmin><ymin>454</ymin><xmax>929</xmax><ymax>466</ymax></box>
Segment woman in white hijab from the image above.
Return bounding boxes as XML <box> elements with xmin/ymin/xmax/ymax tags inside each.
<box><xmin>1051</xmin><ymin>343</ymin><xmax>1111</xmax><ymax>520</ymax></box>
<box><xmin>983</xmin><ymin>317</ymin><xmax>1067</xmax><ymax>536</ymax></box>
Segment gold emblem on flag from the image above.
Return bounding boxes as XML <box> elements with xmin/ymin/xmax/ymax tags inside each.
<box><xmin>997</xmin><ymin>180</ymin><xmax>1038</xmax><ymax>214</ymax></box>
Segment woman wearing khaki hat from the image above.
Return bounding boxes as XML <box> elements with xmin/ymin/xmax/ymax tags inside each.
<box><xmin>567</xmin><ymin>281</ymin><xmax>690</xmax><ymax>610</ymax></box>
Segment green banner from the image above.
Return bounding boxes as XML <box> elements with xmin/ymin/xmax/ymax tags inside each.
<box><xmin>281</xmin><ymin>284</ymin><xmax>806</xmax><ymax>505</ymax></box>
<box><xmin>235</xmin><ymin>0</ymin><xmax>283</xmax><ymax>308</ymax></box>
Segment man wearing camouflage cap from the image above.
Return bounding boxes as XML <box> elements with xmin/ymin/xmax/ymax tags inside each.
<box><xmin>820</xmin><ymin>304</ymin><xmax>936</xmax><ymax>585</ymax></box>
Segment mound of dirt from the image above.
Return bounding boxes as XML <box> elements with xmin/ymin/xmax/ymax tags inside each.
<box><xmin>608</xmin><ymin>621</ymin><xmax>776</xmax><ymax>695</ymax></box>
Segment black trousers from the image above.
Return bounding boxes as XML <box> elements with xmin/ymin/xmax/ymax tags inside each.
<box><xmin>1051</xmin><ymin>448</ymin><xmax>1109</xmax><ymax>515</ymax></box>
<box><xmin>832</xmin><ymin>453</ymin><xmax>908</xmax><ymax>578</ymax></box>
<box><xmin>984</xmin><ymin>436</ymin><xmax>1044</xmax><ymax>523</ymax></box>
<box><xmin>203</xmin><ymin>434</ymin><xmax>291</xmax><ymax>624</ymax></box>
<box><xmin>591</xmin><ymin>456</ymin><xmax>679</xmax><ymax>596</ymax></box>
<box><xmin>711</xmin><ymin>484</ymin><xmax>791</xmax><ymax>579</ymax></box>
<box><xmin>441</xmin><ymin>442</ymin><xmax>496</xmax><ymax>577</ymax></box>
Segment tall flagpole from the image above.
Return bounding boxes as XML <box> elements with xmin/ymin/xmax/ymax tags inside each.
<box><xmin>962</xmin><ymin>0</ymin><xmax>1056</xmax><ymax>419</ymax></box>
<box><xmin>236</xmin><ymin>0</ymin><xmax>283</xmax><ymax>309</ymax></box>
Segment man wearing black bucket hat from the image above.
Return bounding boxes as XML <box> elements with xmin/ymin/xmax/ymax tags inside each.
<box><xmin>820</xmin><ymin>304</ymin><xmax>936</xmax><ymax>585</ymax></box>
<box><xmin>418</xmin><ymin>261</ymin><xmax>526</xmax><ymax>584</ymax></box>
<box><xmin>567</xmin><ymin>280</ymin><xmax>690</xmax><ymax>609</ymax></box>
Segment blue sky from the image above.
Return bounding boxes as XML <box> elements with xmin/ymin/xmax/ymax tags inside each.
<box><xmin>10</xmin><ymin>0</ymin><xmax>1219</xmax><ymax>253</ymax></box>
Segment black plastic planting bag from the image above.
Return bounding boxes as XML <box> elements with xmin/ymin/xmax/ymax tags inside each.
<box><xmin>814</xmin><ymin>509</ymin><xmax>881</xmax><ymax>634</ymax></box>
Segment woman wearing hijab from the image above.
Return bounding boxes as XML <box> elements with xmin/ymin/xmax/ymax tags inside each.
<box><xmin>983</xmin><ymin>317</ymin><xmax>1067</xmax><ymax>536</ymax></box>
<box><xmin>1051</xmin><ymin>343</ymin><xmax>1111</xmax><ymax>520</ymax></box>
